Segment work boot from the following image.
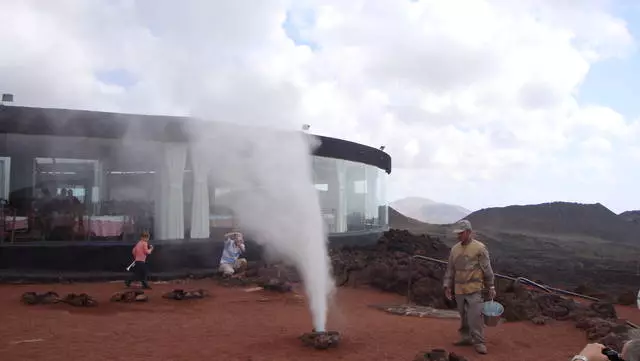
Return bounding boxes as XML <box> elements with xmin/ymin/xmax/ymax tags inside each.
<box><xmin>453</xmin><ymin>338</ymin><xmax>473</xmax><ymax>346</ymax></box>
<box><xmin>474</xmin><ymin>344</ymin><xmax>487</xmax><ymax>354</ymax></box>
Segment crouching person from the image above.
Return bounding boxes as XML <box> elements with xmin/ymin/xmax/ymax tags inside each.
<box><xmin>219</xmin><ymin>231</ymin><xmax>247</xmax><ymax>277</ymax></box>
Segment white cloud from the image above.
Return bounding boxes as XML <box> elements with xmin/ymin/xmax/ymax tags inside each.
<box><xmin>0</xmin><ymin>0</ymin><xmax>638</xmax><ymax>212</ymax></box>
<box><xmin>581</xmin><ymin>137</ymin><xmax>613</xmax><ymax>153</ymax></box>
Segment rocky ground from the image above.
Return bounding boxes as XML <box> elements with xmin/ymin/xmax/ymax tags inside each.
<box><xmin>176</xmin><ymin>228</ymin><xmax>640</xmax><ymax>351</ymax></box>
<box><xmin>3</xmin><ymin>228</ymin><xmax>638</xmax><ymax>360</ymax></box>
<box><xmin>212</xmin><ymin>228</ymin><xmax>638</xmax><ymax>351</ymax></box>
<box><xmin>0</xmin><ymin>280</ymin><xmax>618</xmax><ymax>361</ymax></box>
<box><xmin>328</xmin><ymin>229</ymin><xmax>639</xmax><ymax>350</ymax></box>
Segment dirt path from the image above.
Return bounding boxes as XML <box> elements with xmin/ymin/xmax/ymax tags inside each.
<box><xmin>0</xmin><ymin>280</ymin><xmax>612</xmax><ymax>360</ymax></box>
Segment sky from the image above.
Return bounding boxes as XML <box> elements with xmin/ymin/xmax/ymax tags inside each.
<box><xmin>1</xmin><ymin>0</ymin><xmax>639</xmax><ymax>213</ymax></box>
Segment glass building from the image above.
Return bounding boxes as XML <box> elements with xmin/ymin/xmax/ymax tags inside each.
<box><xmin>0</xmin><ymin>106</ymin><xmax>391</xmax><ymax>246</ymax></box>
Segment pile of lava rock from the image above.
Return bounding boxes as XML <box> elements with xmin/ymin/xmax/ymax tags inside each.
<box><xmin>495</xmin><ymin>280</ymin><xmax>634</xmax><ymax>350</ymax></box>
<box><xmin>111</xmin><ymin>290</ymin><xmax>148</xmax><ymax>303</ymax></box>
<box><xmin>299</xmin><ymin>330</ymin><xmax>341</xmax><ymax>350</ymax></box>
<box><xmin>162</xmin><ymin>288</ymin><xmax>208</xmax><ymax>300</ymax></box>
<box><xmin>214</xmin><ymin>261</ymin><xmax>297</xmax><ymax>293</ymax></box>
<box><xmin>329</xmin><ymin>229</ymin><xmax>453</xmax><ymax>309</ymax></box>
<box><xmin>574</xmin><ymin>284</ymin><xmax>638</xmax><ymax>306</ymax></box>
<box><xmin>21</xmin><ymin>291</ymin><xmax>97</xmax><ymax>307</ymax></box>
<box><xmin>412</xmin><ymin>348</ymin><xmax>468</xmax><ymax>361</ymax></box>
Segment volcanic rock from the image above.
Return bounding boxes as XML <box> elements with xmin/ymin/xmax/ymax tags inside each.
<box><xmin>20</xmin><ymin>292</ymin><xmax>38</xmax><ymax>305</ymax></box>
<box><xmin>61</xmin><ymin>293</ymin><xmax>97</xmax><ymax>307</ymax></box>
<box><xmin>257</xmin><ymin>263</ymin><xmax>300</xmax><ymax>283</ymax></box>
<box><xmin>111</xmin><ymin>290</ymin><xmax>147</xmax><ymax>303</ymax></box>
<box><xmin>531</xmin><ymin>315</ymin><xmax>552</xmax><ymax>325</ymax></box>
<box><xmin>162</xmin><ymin>288</ymin><xmax>208</xmax><ymax>300</ymax></box>
<box><xmin>412</xmin><ymin>349</ymin><xmax>468</xmax><ymax>361</ymax></box>
<box><xmin>299</xmin><ymin>331</ymin><xmax>341</xmax><ymax>350</ymax></box>
<box><xmin>448</xmin><ymin>352</ymin><xmax>469</xmax><ymax>361</ymax></box>
<box><xmin>331</xmin><ymin>228</ymin><xmax>637</xmax><ymax>350</ymax></box>
<box><xmin>217</xmin><ymin>276</ymin><xmax>255</xmax><ymax>288</ymax></box>
<box><xmin>575</xmin><ymin>317</ymin><xmax>631</xmax><ymax>350</ymax></box>
<box><xmin>20</xmin><ymin>291</ymin><xmax>60</xmax><ymax>305</ymax></box>
<box><xmin>258</xmin><ymin>278</ymin><xmax>293</xmax><ymax>293</ymax></box>
<box><xmin>617</xmin><ymin>291</ymin><xmax>636</xmax><ymax>306</ymax></box>
<box><xmin>330</xmin><ymin>229</ymin><xmax>450</xmax><ymax>308</ymax></box>
<box><xmin>338</xmin><ymin>230</ymin><xmax>624</xmax><ymax>320</ymax></box>
<box><xmin>495</xmin><ymin>280</ymin><xmax>631</xmax><ymax>349</ymax></box>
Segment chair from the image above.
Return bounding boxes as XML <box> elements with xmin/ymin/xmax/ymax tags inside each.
<box><xmin>0</xmin><ymin>199</ymin><xmax>16</xmax><ymax>243</ymax></box>
<box><xmin>11</xmin><ymin>211</ymin><xmax>45</xmax><ymax>242</ymax></box>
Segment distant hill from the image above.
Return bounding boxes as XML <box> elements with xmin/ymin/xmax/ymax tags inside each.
<box><xmin>465</xmin><ymin>202</ymin><xmax>639</xmax><ymax>244</ymax></box>
<box><xmin>463</xmin><ymin>202</ymin><xmax>640</xmax><ymax>291</ymax></box>
<box><xmin>620</xmin><ymin>210</ymin><xmax>640</xmax><ymax>225</ymax></box>
<box><xmin>390</xmin><ymin>197</ymin><xmax>470</xmax><ymax>224</ymax></box>
<box><xmin>388</xmin><ymin>206</ymin><xmax>449</xmax><ymax>236</ymax></box>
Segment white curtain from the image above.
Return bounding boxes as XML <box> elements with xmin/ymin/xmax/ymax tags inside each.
<box><xmin>0</xmin><ymin>157</ymin><xmax>8</xmax><ymax>200</ymax></box>
<box><xmin>156</xmin><ymin>143</ymin><xmax>187</xmax><ymax>240</ymax></box>
<box><xmin>154</xmin><ymin>165</ymin><xmax>162</xmax><ymax>238</ymax></box>
<box><xmin>190</xmin><ymin>144</ymin><xmax>210</xmax><ymax>239</ymax></box>
<box><xmin>335</xmin><ymin>161</ymin><xmax>348</xmax><ymax>232</ymax></box>
<box><xmin>92</xmin><ymin>160</ymin><xmax>103</xmax><ymax>216</ymax></box>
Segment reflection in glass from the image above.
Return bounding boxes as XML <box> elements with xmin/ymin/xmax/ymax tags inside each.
<box><xmin>309</xmin><ymin>156</ymin><xmax>389</xmax><ymax>234</ymax></box>
<box><xmin>377</xmin><ymin>168</ymin><xmax>389</xmax><ymax>227</ymax></box>
<box><xmin>32</xmin><ymin>158</ymin><xmax>99</xmax><ymax>241</ymax></box>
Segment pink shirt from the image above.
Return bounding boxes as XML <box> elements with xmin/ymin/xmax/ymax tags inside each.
<box><xmin>132</xmin><ymin>241</ymin><xmax>151</xmax><ymax>262</ymax></box>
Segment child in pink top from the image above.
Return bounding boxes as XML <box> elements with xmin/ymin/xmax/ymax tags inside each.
<box><xmin>125</xmin><ymin>232</ymin><xmax>153</xmax><ymax>289</ymax></box>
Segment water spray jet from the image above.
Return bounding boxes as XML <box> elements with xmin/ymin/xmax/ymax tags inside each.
<box><xmin>193</xmin><ymin>123</ymin><xmax>335</xmax><ymax>333</ymax></box>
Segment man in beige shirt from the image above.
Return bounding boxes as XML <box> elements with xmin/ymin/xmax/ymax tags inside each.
<box><xmin>443</xmin><ymin>219</ymin><xmax>496</xmax><ymax>355</ymax></box>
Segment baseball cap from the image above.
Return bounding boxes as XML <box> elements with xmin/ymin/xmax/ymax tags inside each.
<box><xmin>452</xmin><ymin>219</ymin><xmax>472</xmax><ymax>234</ymax></box>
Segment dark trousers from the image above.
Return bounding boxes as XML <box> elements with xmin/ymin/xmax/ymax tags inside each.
<box><xmin>126</xmin><ymin>261</ymin><xmax>150</xmax><ymax>288</ymax></box>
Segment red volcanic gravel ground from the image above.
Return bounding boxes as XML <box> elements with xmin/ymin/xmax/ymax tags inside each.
<box><xmin>0</xmin><ymin>280</ymin><xmax>638</xmax><ymax>361</ymax></box>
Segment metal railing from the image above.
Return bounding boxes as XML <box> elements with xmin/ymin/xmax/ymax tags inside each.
<box><xmin>407</xmin><ymin>255</ymin><xmax>560</xmax><ymax>303</ymax></box>
<box><xmin>407</xmin><ymin>254</ymin><xmax>638</xmax><ymax>328</ymax></box>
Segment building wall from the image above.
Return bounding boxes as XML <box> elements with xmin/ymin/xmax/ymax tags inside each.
<box><xmin>0</xmin><ymin>133</ymin><xmax>388</xmax><ymax>243</ymax></box>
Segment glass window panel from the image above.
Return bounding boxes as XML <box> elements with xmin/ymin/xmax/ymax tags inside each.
<box><xmin>2</xmin><ymin>131</ymin><xmax>390</xmax><ymax>241</ymax></box>
<box><xmin>310</xmin><ymin>156</ymin><xmax>389</xmax><ymax>234</ymax></box>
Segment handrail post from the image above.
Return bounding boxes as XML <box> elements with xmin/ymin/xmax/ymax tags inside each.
<box><xmin>407</xmin><ymin>256</ymin><xmax>413</xmax><ymax>304</ymax></box>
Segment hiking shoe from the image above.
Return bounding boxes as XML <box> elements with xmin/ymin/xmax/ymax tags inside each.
<box><xmin>453</xmin><ymin>339</ymin><xmax>473</xmax><ymax>346</ymax></box>
<box><xmin>474</xmin><ymin>344</ymin><xmax>487</xmax><ymax>354</ymax></box>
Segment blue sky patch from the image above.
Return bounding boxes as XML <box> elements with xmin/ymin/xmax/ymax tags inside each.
<box><xmin>282</xmin><ymin>8</ymin><xmax>319</xmax><ymax>50</ymax></box>
<box><xmin>95</xmin><ymin>68</ymin><xmax>138</xmax><ymax>88</ymax></box>
<box><xmin>578</xmin><ymin>3</ymin><xmax>640</xmax><ymax>121</ymax></box>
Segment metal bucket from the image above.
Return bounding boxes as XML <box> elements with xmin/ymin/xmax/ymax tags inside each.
<box><xmin>481</xmin><ymin>300</ymin><xmax>504</xmax><ymax>327</ymax></box>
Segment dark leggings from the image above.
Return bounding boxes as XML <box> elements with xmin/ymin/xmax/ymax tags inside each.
<box><xmin>127</xmin><ymin>261</ymin><xmax>150</xmax><ymax>288</ymax></box>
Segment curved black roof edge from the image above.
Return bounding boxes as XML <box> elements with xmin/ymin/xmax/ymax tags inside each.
<box><xmin>0</xmin><ymin>105</ymin><xmax>391</xmax><ymax>174</ymax></box>
<box><xmin>314</xmin><ymin>135</ymin><xmax>391</xmax><ymax>174</ymax></box>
